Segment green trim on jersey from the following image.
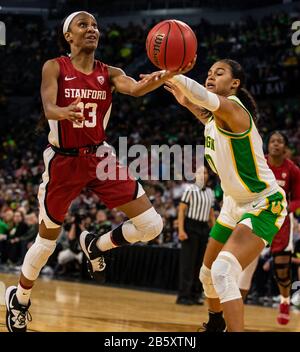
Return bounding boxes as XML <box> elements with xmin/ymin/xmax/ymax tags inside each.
<box><xmin>210</xmin><ymin>221</ymin><xmax>233</xmax><ymax>244</ymax></box>
<box><xmin>230</xmin><ymin>136</ymin><xmax>267</xmax><ymax>193</ymax></box>
<box><xmin>216</xmin><ymin>95</ymin><xmax>252</xmax><ymax>138</ymax></box>
<box><xmin>205</xmin><ymin>153</ymin><xmax>218</xmax><ymax>174</ymax></box>
<box><xmin>207</xmin><ymin>115</ymin><xmax>214</xmax><ymax>123</ymax></box>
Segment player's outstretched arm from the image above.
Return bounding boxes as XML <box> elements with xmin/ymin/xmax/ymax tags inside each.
<box><xmin>41</xmin><ymin>60</ymin><xmax>84</xmax><ymax>125</ymax></box>
<box><xmin>164</xmin><ymin>80</ymin><xmax>212</xmax><ymax>125</ymax></box>
<box><xmin>108</xmin><ymin>56</ymin><xmax>196</xmax><ymax>97</ymax></box>
<box><xmin>166</xmin><ymin>75</ymin><xmax>250</xmax><ymax>133</ymax></box>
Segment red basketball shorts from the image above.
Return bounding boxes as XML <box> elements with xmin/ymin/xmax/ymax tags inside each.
<box><xmin>271</xmin><ymin>213</ymin><xmax>294</xmax><ymax>254</ymax></box>
<box><xmin>38</xmin><ymin>146</ymin><xmax>144</xmax><ymax>228</ymax></box>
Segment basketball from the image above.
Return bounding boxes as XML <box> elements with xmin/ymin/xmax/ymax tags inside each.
<box><xmin>146</xmin><ymin>19</ymin><xmax>197</xmax><ymax>71</ymax></box>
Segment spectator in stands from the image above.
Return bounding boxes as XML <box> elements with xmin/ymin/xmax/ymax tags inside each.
<box><xmin>17</xmin><ymin>212</ymin><xmax>39</xmax><ymax>265</ymax></box>
<box><xmin>6</xmin><ymin>211</ymin><xmax>28</xmax><ymax>264</ymax></box>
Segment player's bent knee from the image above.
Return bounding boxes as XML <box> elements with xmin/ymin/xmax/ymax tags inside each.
<box><xmin>199</xmin><ymin>264</ymin><xmax>219</xmax><ymax>299</ymax></box>
<box><xmin>211</xmin><ymin>251</ymin><xmax>242</xmax><ymax>303</ymax></box>
<box><xmin>141</xmin><ymin>212</ymin><xmax>163</xmax><ymax>242</ymax></box>
<box><xmin>274</xmin><ymin>266</ymin><xmax>292</xmax><ymax>288</ymax></box>
<box><xmin>22</xmin><ymin>235</ymin><xmax>57</xmax><ymax>281</ymax></box>
<box><xmin>273</xmin><ymin>254</ymin><xmax>292</xmax><ymax>288</ymax></box>
<box><xmin>122</xmin><ymin>207</ymin><xmax>163</xmax><ymax>244</ymax></box>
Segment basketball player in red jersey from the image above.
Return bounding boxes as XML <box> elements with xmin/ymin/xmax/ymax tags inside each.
<box><xmin>5</xmin><ymin>11</ymin><xmax>195</xmax><ymax>332</ymax></box>
<box><xmin>239</xmin><ymin>131</ymin><xmax>300</xmax><ymax>325</ymax></box>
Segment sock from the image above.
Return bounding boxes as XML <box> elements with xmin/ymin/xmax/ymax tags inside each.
<box><xmin>280</xmin><ymin>295</ymin><xmax>290</xmax><ymax>305</ymax></box>
<box><xmin>96</xmin><ymin>223</ymin><xmax>132</xmax><ymax>252</ymax></box>
<box><xmin>16</xmin><ymin>282</ymin><xmax>32</xmax><ymax>306</ymax></box>
<box><xmin>96</xmin><ymin>231</ymin><xmax>117</xmax><ymax>252</ymax></box>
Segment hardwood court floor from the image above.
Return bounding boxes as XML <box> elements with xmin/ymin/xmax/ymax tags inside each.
<box><xmin>0</xmin><ymin>272</ymin><xmax>300</xmax><ymax>332</ymax></box>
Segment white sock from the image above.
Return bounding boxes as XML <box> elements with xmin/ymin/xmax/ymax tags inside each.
<box><xmin>280</xmin><ymin>295</ymin><xmax>290</xmax><ymax>305</ymax></box>
<box><xmin>96</xmin><ymin>231</ymin><xmax>117</xmax><ymax>252</ymax></box>
<box><xmin>16</xmin><ymin>283</ymin><xmax>32</xmax><ymax>306</ymax></box>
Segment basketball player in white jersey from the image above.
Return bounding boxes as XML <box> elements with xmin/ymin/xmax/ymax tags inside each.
<box><xmin>164</xmin><ymin>59</ymin><xmax>287</xmax><ymax>332</ymax></box>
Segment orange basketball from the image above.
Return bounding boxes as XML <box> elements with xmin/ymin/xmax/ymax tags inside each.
<box><xmin>146</xmin><ymin>19</ymin><xmax>197</xmax><ymax>71</ymax></box>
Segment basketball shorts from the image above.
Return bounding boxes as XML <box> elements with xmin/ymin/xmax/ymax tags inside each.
<box><xmin>210</xmin><ymin>190</ymin><xmax>287</xmax><ymax>245</ymax></box>
<box><xmin>38</xmin><ymin>145</ymin><xmax>145</xmax><ymax>228</ymax></box>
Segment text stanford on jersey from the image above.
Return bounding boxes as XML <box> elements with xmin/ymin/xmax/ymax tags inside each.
<box><xmin>64</xmin><ymin>88</ymin><xmax>107</xmax><ymax>100</ymax></box>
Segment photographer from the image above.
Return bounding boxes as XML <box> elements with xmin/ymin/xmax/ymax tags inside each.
<box><xmin>55</xmin><ymin>212</ymin><xmax>91</xmax><ymax>277</ymax></box>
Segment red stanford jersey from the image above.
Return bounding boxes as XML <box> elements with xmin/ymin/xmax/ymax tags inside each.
<box><xmin>266</xmin><ymin>156</ymin><xmax>300</xmax><ymax>213</ymax></box>
<box><xmin>48</xmin><ymin>56</ymin><xmax>112</xmax><ymax>148</ymax></box>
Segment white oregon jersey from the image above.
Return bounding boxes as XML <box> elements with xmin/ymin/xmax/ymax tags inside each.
<box><xmin>204</xmin><ymin>95</ymin><xmax>279</xmax><ymax>203</ymax></box>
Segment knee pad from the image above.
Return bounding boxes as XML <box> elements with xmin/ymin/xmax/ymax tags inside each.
<box><xmin>22</xmin><ymin>235</ymin><xmax>56</xmax><ymax>281</ymax></box>
<box><xmin>211</xmin><ymin>251</ymin><xmax>242</xmax><ymax>303</ymax></box>
<box><xmin>123</xmin><ymin>207</ymin><xmax>163</xmax><ymax>243</ymax></box>
<box><xmin>238</xmin><ymin>256</ymin><xmax>259</xmax><ymax>291</ymax></box>
<box><xmin>139</xmin><ymin>211</ymin><xmax>163</xmax><ymax>242</ymax></box>
<box><xmin>199</xmin><ymin>264</ymin><xmax>219</xmax><ymax>299</ymax></box>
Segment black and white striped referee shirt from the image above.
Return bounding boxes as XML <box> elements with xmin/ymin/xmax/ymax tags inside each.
<box><xmin>180</xmin><ymin>184</ymin><xmax>214</xmax><ymax>222</ymax></box>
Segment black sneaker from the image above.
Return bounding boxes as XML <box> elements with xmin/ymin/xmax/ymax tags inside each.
<box><xmin>79</xmin><ymin>231</ymin><xmax>106</xmax><ymax>283</ymax></box>
<box><xmin>198</xmin><ymin>312</ymin><xmax>227</xmax><ymax>332</ymax></box>
<box><xmin>200</xmin><ymin>321</ymin><xmax>227</xmax><ymax>332</ymax></box>
<box><xmin>5</xmin><ymin>286</ymin><xmax>32</xmax><ymax>332</ymax></box>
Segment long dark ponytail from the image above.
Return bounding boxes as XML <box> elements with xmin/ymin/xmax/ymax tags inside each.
<box><xmin>219</xmin><ymin>59</ymin><xmax>258</xmax><ymax>122</ymax></box>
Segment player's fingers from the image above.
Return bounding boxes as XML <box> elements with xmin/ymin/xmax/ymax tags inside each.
<box><xmin>70</xmin><ymin>105</ymin><xmax>82</xmax><ymax>112</ymax></box>
<box><xmin>74</xmin><ymin>112</ymin><xmax>84</xmax><ymax>120</ymax></box>
<box><xmin>73</xmin><ymin>120</ymin><xmax>82</xmax><ymax>126</ymax></box>
<box><xmin>151</xmin><ymin>71</ymin><xmax>164</xmax><ymax>81</ymax></box>
<box><xmin>139</xmin><ymin>76</ymin><xmax>153</xmax><ymax>84</ymax></box>
<box><xmin>160</xmin><ymin>70</ymin><xmax>173</xmax><ymax>78</ymax></box>
<box><xmin>180</xmin><ymin>55</ymin><xmax>197</xmax><ymax>72</ymax></box>
<box><xmin>164</xmin><ymin>80</ymin><xmax>175</xmax><ymax>89</ymax></box>
<box><xmin>73</xmin><ymin>96</ymin><xmax>81</xmax><ymax>105</ymax></box>
<box><xmin>163</xmin><ymin>85</ymin><xmax>173</xmax><ymax>93</ymax></box>
<box><xmin>139</xmin><ymin>73</ymin><xmax>151</xmax><ymax>79</ymax></box>
<box><xmin>186</xmin><ymin>55</ymin><xmax>197</xmax><ymax>68</ymax></box>
<box><xmin>69</xmin><ymin>112</ymin><xmax>84</xmax><ymax>121</ymax></box>
<box><xmin>67</xmin><ymin>116</ymin><xmax>82</xmax><ymax>125</ymax></box>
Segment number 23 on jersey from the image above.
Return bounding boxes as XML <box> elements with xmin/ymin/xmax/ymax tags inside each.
<box><xmin>73</xmin><ymin>102</ymin><xmax>97</xmax><ymax>128</ymax></box>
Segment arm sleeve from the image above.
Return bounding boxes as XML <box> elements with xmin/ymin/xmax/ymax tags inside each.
<box><xmin>170</xmin><ymin>75</ymin><xmax>220</xmax><ymax>112</ymax></box>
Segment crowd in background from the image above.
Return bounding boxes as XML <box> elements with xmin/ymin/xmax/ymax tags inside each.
<box><xmin>0</xmin><ymin>9</ymin><xmax>300</xmax><ymax>302</ymax></box>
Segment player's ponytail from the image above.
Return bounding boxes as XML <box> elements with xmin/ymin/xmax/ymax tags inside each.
<box><xmin>236</xmin><ymin>87</ymin><xmax>258</xmax><ymax>122</ymax></box>
<box><xmin>219</xmin><ymin>59</ymin><xmax>258</xmax><ymax>122</ymax></box>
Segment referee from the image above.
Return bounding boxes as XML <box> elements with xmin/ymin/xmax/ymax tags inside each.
<box><xmin>176</xmin><ymin>166</ymin><xmax>215</xmax><ymax>305</ymax></box>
